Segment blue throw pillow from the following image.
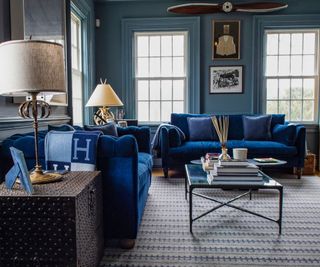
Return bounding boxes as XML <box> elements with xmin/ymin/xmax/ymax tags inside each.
<box><xmin>243</xmin><ymin>115</ymin><xmax>272</xmax><ymax>140</ymax></box>
<box><xmin>84</xmin><ymin>123</ymin><xmax>118</xmax><ymax>137</ymax></box>
<box><xmin>187</xmin><ymin>117</ymin><xmax>217</xmax><ymax>141</ymax></box>
<box><xmin>272</xmin><ymin>123</ymin><xmax>296</xmax><ymax>146</ymax></box>
<box><xmin>48</xmin><ymin>124</ymin><xmax>75</xmax><ymax>132</ymax></box>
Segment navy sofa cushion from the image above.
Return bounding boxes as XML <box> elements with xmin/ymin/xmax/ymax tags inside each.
<box><xmin>84</xmin><ymin>123</ymin><xmax>118</xmax><ymax>137</ymax></box>
<box><xmin>243</xmin><ymin>141</ymin><xmax>297</xmax><ymax>156</ymax></box>
<box><xmin>272</xmin><ymin>123</ymin><xmax>296</xmax><ymax>146</ymax></box>
<box><xmin>187</xmin><ymin>117</ymin><xmax>217</xmax><ymax>141</ymax></box>
<box><xmin>243</xmin><ymin>115</ymin><xmax>272</xmax><ymax>140</ymax></box>
<box><xmin>171</xmin><ymin>113</ymin><xmax>209</xmax><ymax>140</ymax></box>
<box><xmin>138</xmin><ymin>152</ymin><xmax>153</xmax><ymax>172</ymax></box>
<box><xmin>48</xmin><ymin>124</ymin><xmax>74</xmax><ymax>132</ymax></box>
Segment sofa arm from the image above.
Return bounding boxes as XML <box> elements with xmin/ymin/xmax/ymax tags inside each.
<box><xmin>97</xmin><ymin>135</ymin><xmax>140</xmax><ymax>239</ymax></box>
<box><xmin>294</xmin><ymin>124</ymin><xmax>306</xmax><ymax>166</ymax></box>
<box><xmin>117</xmin><ymin>126</ymin><xmax>151</xmax><ymax>154</ymax></box>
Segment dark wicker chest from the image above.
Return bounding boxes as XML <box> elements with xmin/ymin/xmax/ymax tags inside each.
<box><xmin>0</xmin><ymin>171</ymin><xmax>103</xmax><ymax>267</ymax></box>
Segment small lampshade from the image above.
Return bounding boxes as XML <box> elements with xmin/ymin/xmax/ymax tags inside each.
<box><xmin>86</xmin><ymin>83</ymin><xmax>123</xmax><ymax>107</ymax></box>
<box><xmin>0</xmin><ymin>40</ymin><xmax>66</xmax><ymax>95</ymax></box>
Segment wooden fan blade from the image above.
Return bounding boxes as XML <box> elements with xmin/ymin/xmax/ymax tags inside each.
<box><xmin>234</xmin><ymin>2</ymin><xmax>288</xmax><ymax>13</ymax></box>
<box><xmin>167</xmin><ymin>3</ymin><xmax>221</xmax><ymax>14</ymax></box>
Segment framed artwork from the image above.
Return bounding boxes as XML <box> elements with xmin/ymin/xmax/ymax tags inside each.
<box><xmin>5</xmin><ymin>147</ymin><xmax>34</xmax><ymax>194</ymax></box>
<box><xmin>212</xmin><ymin>20</ymin><xmax>240</xmax><ymax>60</ymax></box>
<box><xmin>209</xmin><ymin>65</ymin><xmax>243</xmax><ymax>94</ymax></box>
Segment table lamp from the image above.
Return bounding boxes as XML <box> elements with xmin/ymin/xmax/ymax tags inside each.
<box><xmin>86</xmin><ymin>79</ymin><xmax>123</xmax><ymax>125</ymax></box>
<box><xmin>0</xmin><ymin>40</ymin><xmax>66</xmax><ymax>184</ymax></box>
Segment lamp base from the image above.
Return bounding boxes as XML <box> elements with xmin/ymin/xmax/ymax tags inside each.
<box><xmin>94</xmin><ymin>106</ymin><xmax>114</xmax><ymax>125</ymax></box>
<box><xmin>30</xmin><ymin>170</ymin><xmax>63</xmax><ymax>184</ymax></box>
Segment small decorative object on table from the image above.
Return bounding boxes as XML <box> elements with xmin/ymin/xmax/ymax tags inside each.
<box><xmin>211</xmin><ymin>115</ymin><xmax>231</xmax><ymax>161</ymax></box>
<box><xmin>5</xmin><ymin>147</ymin><xmax>34</xmax><ymax>194</ymax></box>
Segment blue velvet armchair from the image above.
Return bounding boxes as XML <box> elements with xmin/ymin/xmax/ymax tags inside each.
<box><xmin>0</xmin><ymin>126</ymin><xmax>152</xmax><ymax>246</ymax></box>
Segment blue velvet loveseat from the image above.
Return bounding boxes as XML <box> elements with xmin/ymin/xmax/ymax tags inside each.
<box><xmin>0</xmin><ymin>126</ymin><xmax>152</xmax><ymax>246</ymax></box>
<box><xmin>161</xmin><ymin>113</ymin><xmax>306</xmax><ymax>178</ymax></box>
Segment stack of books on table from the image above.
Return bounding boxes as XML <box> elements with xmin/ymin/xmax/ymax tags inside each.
<box><xmin>207</xmin><ymin>159</ymin><xmax>263</xmax><ymax>184</ymax></box>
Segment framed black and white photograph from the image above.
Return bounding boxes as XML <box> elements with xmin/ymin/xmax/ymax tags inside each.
<box><xmin>209</xmin><ymin>65</ymin><xmax>243</xmax><ymax>94</ymax></box>
<box><xmin>212</xmin><ymin>20</ymin><xmax>240</xmax><ymax>60</ymax></box>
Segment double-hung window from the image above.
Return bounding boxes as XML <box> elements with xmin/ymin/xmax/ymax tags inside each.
<box><xmin>134</xmin><ymin>32</ymin><xmax>187</xmax><ymax>123</ymax></box>
<box><xmin>264</xmin><ymin>30</ymin><xmax>319</xmax><ymax>122</ymax></box>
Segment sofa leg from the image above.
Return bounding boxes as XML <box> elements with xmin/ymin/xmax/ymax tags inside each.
<box><xmin>119</xmin><ymin>239</ymin><xmax>135</xmax><ymax>249</ymax></box>
<box><xmin>296</xmin><ymin>168</ymin><xmax>302</xmax><ymax>179</ymax></box>
<box><xmin>163</xmin><ymin>168</ymin><xmax>169</xmax><ymax>178</ymax></box>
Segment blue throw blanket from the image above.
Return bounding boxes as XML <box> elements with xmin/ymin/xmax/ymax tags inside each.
<box><xmin>151</xmin><ymin>123</ymin><xmax>185</xmax><ymax>151</ymax></box>
<box><xmin>45</xmin><ymin>130</ymin><xmax>101</xmax><ymax>171</ymax></box>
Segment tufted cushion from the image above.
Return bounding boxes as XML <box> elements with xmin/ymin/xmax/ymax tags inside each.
<box><xmin>84</xmin><ymin>123</ymin><xmax>118</xmax><ymax>137</ymax></box>
<box><xmin>272</xmin><ymin>123</ymin><xmax>296</xmax><ymax>146</ymax></box>
<box><xmin>243</xmin><ymin>115</ymin><xmax>272</xmax><ymax>140</ymax></box>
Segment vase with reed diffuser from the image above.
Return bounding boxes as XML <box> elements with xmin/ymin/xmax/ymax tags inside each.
<box><xmin>211</xmin><ymin>115</ymin><xmax>231</xmax><ymax>161</ymax></box>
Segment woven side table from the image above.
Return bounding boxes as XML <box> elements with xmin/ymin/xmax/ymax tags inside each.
<box><xmin>0</xmin><ymin>171</ymin><xmax>103</xmax><ymax>267</ymax></box>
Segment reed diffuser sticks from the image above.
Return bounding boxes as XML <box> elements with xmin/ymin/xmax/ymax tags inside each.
<box><xmin>211</xmin><ymin>116</ymin><xmax>229</xmax><ymax>145</ymax></box>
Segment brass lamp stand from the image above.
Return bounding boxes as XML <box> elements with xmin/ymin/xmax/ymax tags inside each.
<box><xmin>18</xmin><ymin>92</ymin><xmax>62</xmax><ymax>184</ymax></box>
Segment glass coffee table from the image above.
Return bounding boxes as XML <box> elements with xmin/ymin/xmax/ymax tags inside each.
<box><xmin>185</xmin><ymin>164</ymin><xmax>283</xmax><ymax>234</ymax></box>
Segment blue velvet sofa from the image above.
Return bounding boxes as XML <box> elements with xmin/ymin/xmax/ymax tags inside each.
<box><xmin>0</xmin><ymin>126</ymin><xmax>152</xmax><ymax>246</ymax></box>
<box><xmin>161</xmin><ymin>113</ymin><xmax>306</xmax><ymax>178</ymax></box>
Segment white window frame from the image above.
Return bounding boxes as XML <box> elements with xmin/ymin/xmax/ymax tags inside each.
<box><xmin>134</xmin><ymin>31</ymin><xmax>188</xmax><ymax>124</ymax></box>
<box><xmin>263</xmin><ymin>29</ymin><xmax>320</xmax><ymax>123</ymax></box>
<box><xmin>71</xmin><ymin>11</ymin><xmax>83</xmax><ymax>126</ymax></box>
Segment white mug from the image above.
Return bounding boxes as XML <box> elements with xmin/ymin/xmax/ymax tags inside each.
<box><xmin>233</xmin><ymin>148</ymin><xmax>248</xmax><ymax>161</ymax></box>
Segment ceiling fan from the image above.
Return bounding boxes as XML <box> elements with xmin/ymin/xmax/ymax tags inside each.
<box><xmin>167</xmin><ymin>1</ymin><xmax>288</xmax><ymax>14</ymax></box>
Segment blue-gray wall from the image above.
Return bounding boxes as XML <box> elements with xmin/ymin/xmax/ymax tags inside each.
<box><xmin>94</xmin><ymin>0</ymin><xmax>320</xmax><ymax>114</ymax></box>
<box><xmin>94</xmin><ymin>0</ymin><xmax>320</xmax><ymax>157</ymax></box>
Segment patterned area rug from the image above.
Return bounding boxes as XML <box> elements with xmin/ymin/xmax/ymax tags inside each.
<box><xmin>100</xmin><ymin>175</ymin><xmax>320</xmax><ymax>267</ymax></box>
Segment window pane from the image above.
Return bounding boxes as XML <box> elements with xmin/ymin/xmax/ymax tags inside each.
<box><xmin>266</xmin><ymin>79</ymin><xmax>278</xmax><ymax>100</ymax></box>
<box><xmin>172</xmin><ymin>57</ymin><xmax>184</xmax><ymax>76</ymax></box>
<box><xmin>279</xmin><ymin>79</ymin><xmax>290</xmax><ymax>99</ymax></box>
<box><xmin>161</xmin><ymin>57</ymin><xmax>172</xmax><ymax>77</ymax></box>
<box><xmin>137</xmin><ymin>58</ymin><xmax>149</xmax><ymax>77</ymax></box>
<box><xmin>72</xmin><ymin>47</ymin><xmax>78</xmax><ymax>69</ymax></box>
<box><xmin>291</xmin><ymin>33</ymin><xmax>303</xmax><ymax>55</ymax></box>
<box><xmin>278</xmin><ymin>56</ymin><xmax>290</xmax><ymax>76</ymax></box>
<box><xmin>161</xmin><ymin>36</ymin><xmax>172</xmax><ymax>56</ymax></box>
<box><xmin>137</xmin><ymin>36</ymin><xmax>148</xmax><ymax>57</ymax></box>
<box><xmin>71</xmin><ymin>21</ymin><xmax>77</xmax><ymax>46</ymax></box>
<box><xmin>291</xmin><ymin>79</ymin><xmax>302</xmax><ymax>99</ymax></box>
<box><xmin>303</xmin><ymin>79</ymin><xmax>315</xmax><ymax>99</ymax></box>
<box><xmin>267</xmin><ymin>101</ymin><xmax>278</xmax><ymax>114</ymax></box>
<box><xmin>279</xmin><ymin>34</ymin><xmax>290</xmax><ymax>55</ymax></box>
<box><xmin>137</xmin><ymin>80</ymin><xmax>148</xmax><ymax>100</ymax></box>
<box><xmin>302</xmin><ymin>55</ymin><xmax>315</xmax><ymax>75</ymax></box>
<box><xmin>150</xmin><ymin>36</ymin><xmax>160</xmax><ymax>56</ymax></box>
<box><xmin>149</xmin><ymin>101</ymin><xmax>160</xmax><ymax>121</ymax></box>
<box><xmin>173</xmin><ymin>80</ymin><xmax>184</xmax><ymax>100</ymax></box>
<box><xmin>161</xmin><ymin>80</ymin><xmax>172</xmax><ymax>100</ymax></box>
<box><xmin>290</xmin><ymin>55</ymin><xmax>302</xmax><ymax>75</ymax></box>
<box><xmin>173</xmin><ymin>101</ymin><xmax>184</xmax><ymax>113</ymax></box>
<box><xmin>173</xmin><ymin>35</ymin><xmax>184</xmax><ymax>56</ymax></box>
<box><xmin>303</xmin><ymin>33</ymin><xmax>315</xmax><ymax>54</ymax></box>
<box><xmin>138</xmin><ymin>101</ymin><xmax>149</xmax><ymax>121</ymax></box>
<box><xmin>303</xmin><ymin>100</ymin><xmax>314</xmax><ymax>121</ymax></box>
<box><xmin>149</xmin><ymin>57</ymin><xmax>160</xmax><ymax>77</ymax></box>
<box><xmin>161</xmin><ymin>101</ymin><xmax>172</xmax><ymax>122</ymax></box>
<box><xmin>150</xmin><ymin>80</ymin><xmax>160</xmax><ymax>100</ymax></box>
<box><xmin>279</xmin><ymin>100</ymin><xmax>290</xmax><ymax>119</ymax></box>
<box><xmin>266</xmin><ymin>34</ymin><xmax>278</xmax><ymax>55</ymax></box>
<box><xmin>291</xmin><ymin>100</ymin><xmax>302</xmax><ymax>121</ymax></box>
<box><xmin>266</xmin><ymin>56</ymin><xmax>278</xmax><ymax>76</ymax></box>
